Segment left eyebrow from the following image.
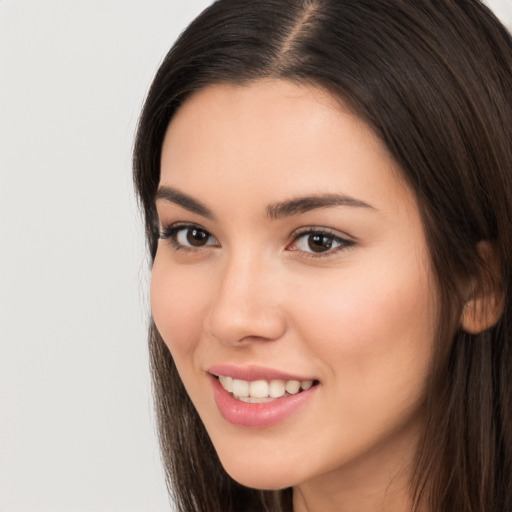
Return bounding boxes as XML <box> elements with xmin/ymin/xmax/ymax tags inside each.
<box><xmin>266</xmin><ymin>193</ymin><xmax>375</xmax><ymax>220</ymax></box>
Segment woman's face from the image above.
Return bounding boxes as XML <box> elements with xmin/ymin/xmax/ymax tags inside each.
<box><xmin>151</xmin><ymin>80</ymin><xmax>437</xmax><ymax>497</ymax></box>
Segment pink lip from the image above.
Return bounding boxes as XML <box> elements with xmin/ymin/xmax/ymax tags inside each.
<box><xmin>209</xmin><ymin>373</ymin><xmax>318</xmax><ymax>429</ymax></box>
<box><xmin>208</xmin><ymin>364</ymin><xmax>316</xmax><ymax>382</ymax></box>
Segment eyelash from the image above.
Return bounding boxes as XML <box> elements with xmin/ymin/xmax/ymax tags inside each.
<box><xmin>159</xmin><ymin>223</ymin><xmax>354</xmax><ymax>258</ymax></box>
<box><xmin>288</xmin><ymin>227</ymin><xmax>354</xmax><ymax>258</ymax></box>
<box><xmin>159</xmin><ymin>223</ymin><xmax>219</xmax><ymax>253</ymax></box>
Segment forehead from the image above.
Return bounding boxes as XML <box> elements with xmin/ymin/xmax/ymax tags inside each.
<box><xmin>159</xmin><ymin>79</ymin><xmax>412</xmax><ymax>216</ymax></box>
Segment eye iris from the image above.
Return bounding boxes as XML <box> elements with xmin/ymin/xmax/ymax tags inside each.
<box><xmin>308</xmin><ymin>234</ymin><xmax>333</xmax><ymax>252</ymax></box>
<box><xmin>187</xmin><ymin>228</ymin><xmax>209</xmax><ymax>246</ymax></box>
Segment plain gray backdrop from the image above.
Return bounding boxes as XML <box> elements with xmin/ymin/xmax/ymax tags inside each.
<box><xmin>0</xmin><ymin>1</ymin><xmax>510</xmax><ymax>511</ymax></box>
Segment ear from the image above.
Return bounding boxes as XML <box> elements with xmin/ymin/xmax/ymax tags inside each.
<box><xmin>460</xmin><ymin>241</ymin><xmax>504</xmax><ymax>334</ymax></box>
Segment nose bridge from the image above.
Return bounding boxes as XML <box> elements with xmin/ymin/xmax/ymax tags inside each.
<box><xmin>205</xmin><ymin>247</ymin><xmax>286</xmax><ymax>345</ymax></box>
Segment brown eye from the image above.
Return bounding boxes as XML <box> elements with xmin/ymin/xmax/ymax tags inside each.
<box><xmin>307</xmin><ymin>234</ymin><xmax>334</xmax><ymax>253</ymax></box>
<box><xmin>160</xmin><ymin>224</ymin><xmax>219</xmax><ymax>249</ymax></box>
<box><xmin>290</xmin><ymin>229</ymin><xmax>353</xmax><ymax>257</ymax></box>
<box><xmin>186</xmin><ymin>227</ymin><xmax>210</xmax><ymax>246</ymax></box>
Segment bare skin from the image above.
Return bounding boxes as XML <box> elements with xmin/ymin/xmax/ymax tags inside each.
<box><xmin>151</xmin><ymin>79</ymin><xmax>437</xmax><ymax>512</ymax></box>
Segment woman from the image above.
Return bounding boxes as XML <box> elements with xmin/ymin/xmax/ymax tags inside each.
<box><xmin>133</xmin><ymin>1</ymin><xmax>512</xmax><ymax>511</ymax></box>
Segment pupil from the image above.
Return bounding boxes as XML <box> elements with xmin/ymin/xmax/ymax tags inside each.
<box><xmin>308</xmin><ymin>234</ymin><xmax>332</xmax><ymax>252</ymax></box>
<box><xmin>187</xmin><ymin>228</ymin><xmax>208</xmax><ymax>246</ymax></box>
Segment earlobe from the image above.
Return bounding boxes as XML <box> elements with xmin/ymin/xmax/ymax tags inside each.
<box><xmin>461</xmin><ymin>297</ymin><xmax>503</xmax><ymax>334</ymax></box>
<box><xmin>460</xmin><ymin>241</ymin><xmax>504</xmax><ymax>334</ymax></box>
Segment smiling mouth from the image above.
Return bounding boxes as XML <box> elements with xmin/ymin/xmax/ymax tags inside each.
<box><xmin>216</xmin><ymin>375</ymin><xmax>319</xmax><ymax>403</ymax></box>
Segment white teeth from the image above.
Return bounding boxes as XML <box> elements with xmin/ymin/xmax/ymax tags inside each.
<box><xmin>218</xmin><ymin>375</ymin><xmax>233</xmax><ymax>393</ymax></box>
<box><xmin>249</xmin><ymin>380</ymin><xmax>269</xmax><ymax>399</ymax></box>
<box><xmin>232</xmin><ymin>379</ymin><xmax>249</xmax><ymax>397</ymax></box>
<box><xmin>301</xmin><ymin>380</ymin><xmax>313</xmax><ymax>390</ymax></box>
<box><xmin>269</xmin><ymin>379</ymin><xmax>286</xmax><ymax>398</ymax></box>
<box><xmin>218</xmin><ymin>375</ymin><xmax>315</xmax><ymax>400</ymax></box>
<box><xmin>237</xmin><ymin>396</ymin><xmax>275</xmax><ymax>404</ymax></box>
<box><xmin>285</xmin><ymin>380</ymin><xmax>301</xmax><ymax>394</ymax></box>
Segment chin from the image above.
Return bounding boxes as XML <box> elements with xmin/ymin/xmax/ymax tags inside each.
<box><xmin>225</xmin><ymin>466</ymin><xmax>296</xmax><ymax>491</ymax></box>
<box><xmin>217</xmin><ymin>450</ymin><xmax>301</xmax><ymax>490</ymax></box>
<box><xmin>207</xmin><ymin>429</ymin><xmax>307</xmax><ymax>490</ymax></box>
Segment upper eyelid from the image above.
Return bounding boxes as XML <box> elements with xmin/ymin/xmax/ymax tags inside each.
<box><xmin>159</xmin><ymin>221</ymin><xmax>210</xmax><ymax>234</ymax></box>
<box><xmin>289</xmin><ymin>229</ymin><xmax>353</xmax><ymax>248</ymax></box>
<box><xmin>160</xmin><ymin>222</ymin><xmax>350</xmax><ymax>236</ymax></box>
<box><xmin>288</xmin><ymin>229</ymin><xmax>355</xmax><ymax>259</ymax></box>
<box><xmin>159</xmin><ymin>223</ymin><xmax>219</xmax><ymax>251</ymax></box>
<box><xmin>290</xmin><ymin>225</ymin><xmax>355</xmax><ymax>242</ymax></box>
<box><xmin>159</xmin><ymin>222</ymin><xmax>355</xmax><ymax>248</ymax></box>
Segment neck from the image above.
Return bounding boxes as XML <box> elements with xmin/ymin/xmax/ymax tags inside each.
<box><xmin>293</xmin><ymin>467</ymin><xmax>412</xmax><ymax>512</ymax></box>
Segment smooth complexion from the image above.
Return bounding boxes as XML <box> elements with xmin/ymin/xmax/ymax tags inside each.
<box><xmin>151</xmin><ymin>80</ymin><xmax>437</xmax><ymax>512</ymax></box>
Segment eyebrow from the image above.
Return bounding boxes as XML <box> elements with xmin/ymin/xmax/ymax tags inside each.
<box><xmin>155</xmin><ymin>186</ymin><xmax>215</xmax><ymax>219</ymax></box>
<box><xmin>155</xmin><ymin>185</ymin><xmax>374</xmax><ymax>220</ymax></box>
<box><xmin>266</xmin><ymin>193</ymin><xmax>375</xmax><ymax>220</ymax></box>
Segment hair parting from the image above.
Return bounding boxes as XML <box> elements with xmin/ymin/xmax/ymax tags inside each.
<box><xmin>134</xmin><ymin>1</ymin><xmax>512</xmax><ymax>510</ymax></box>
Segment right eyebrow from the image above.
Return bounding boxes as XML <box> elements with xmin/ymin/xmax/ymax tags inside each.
<box><xmin>155</xmin><ymin>185</ymin><xmax>215</xmax><ymax>220</ymax></box>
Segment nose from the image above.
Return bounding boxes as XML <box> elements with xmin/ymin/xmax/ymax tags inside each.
<box><xmin>204</xmin><ymin>252</ymin><xmax>287</xmax><ymax>346</ymax></box>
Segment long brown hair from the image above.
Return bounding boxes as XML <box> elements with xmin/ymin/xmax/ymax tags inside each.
<box><xmin>133</xmin><ymin>1</ymin><xmax>512</xmax><ymax>510</ymax></box>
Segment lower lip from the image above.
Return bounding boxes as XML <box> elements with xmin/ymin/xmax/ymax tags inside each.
<box><xmin>210</xmin><ymin>376</ymin><xmax>318</xmax><ymax>428</ymax></box>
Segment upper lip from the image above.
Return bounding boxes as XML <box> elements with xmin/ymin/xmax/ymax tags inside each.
<box><xmin>207</xmin><ymin>364</ymin><xmax>317</xmax><ymax>382</ymax></box>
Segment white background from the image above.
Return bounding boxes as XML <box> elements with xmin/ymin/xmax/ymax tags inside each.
<box><xmin>0</xmin><ymin>1</ymin><xmax>511</xmax><ymax>511</ymax></box>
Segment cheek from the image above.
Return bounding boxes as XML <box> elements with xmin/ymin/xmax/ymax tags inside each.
<box><xmin>150</xmin><ymin>249</ymin><xmax>210</xmax><ymax>359</ymax></box>
<box><xmin>289</xmin><ymin>250</ymin><xmax>436</xmax><ymax>397</ymax></box>
<box><xmin>276</xmin><ymin>255</ymin><xmax>436</xmax><ymax>474</ymax></box>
